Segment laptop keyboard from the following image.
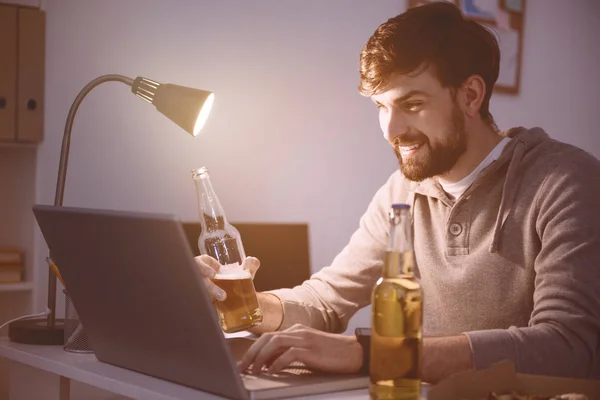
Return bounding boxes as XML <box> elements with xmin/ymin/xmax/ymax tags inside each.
<box><xmin>241</xmin><ymin>362</ymin><xmax>313</xmax><ymax>378</ymax></box>
<box><xmin>227</xmin><ymin>337</ymin><xmax>316</xmax><ymax>379</ymax></box>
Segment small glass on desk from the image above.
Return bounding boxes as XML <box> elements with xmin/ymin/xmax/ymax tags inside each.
<box><xmin>63</xmin><ymin>289</ymin><xmax>93</xmax><ymax>353</ymax></box>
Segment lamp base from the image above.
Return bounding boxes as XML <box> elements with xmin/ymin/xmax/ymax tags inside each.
<box><xmin>8</xmin><ymin>318</ymin><xmax>65</xmax><ymax>345</ymax></box>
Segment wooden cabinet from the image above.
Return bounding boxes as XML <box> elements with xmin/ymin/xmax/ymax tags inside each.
<box><xmin>0</xmin><ymin>4</ymin><xmax>45</xmax><ymax>143</ymax></box>
<box><xmin>0</xmin><ymin>5</ymin><xmax>44</xmax><ymax>398</ymax></box>
<box><xmin>0</xmin><ymin>0</ymin><xmax>43</xmax><ymax>323</ymax></box>
<box><xmin>0</xmin><ymin>5</ymin><xmax>17</xmax><ymax>141</ymax></box>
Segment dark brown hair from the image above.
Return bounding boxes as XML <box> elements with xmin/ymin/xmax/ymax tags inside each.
<box><xmin>359</xmin><ymin>2</ymin><xmax>500</xmax><ymax>127</ymax></box>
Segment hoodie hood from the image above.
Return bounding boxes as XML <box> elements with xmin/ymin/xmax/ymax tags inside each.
<box><xmin>488</xmin><ymin>127</ymin><xmax>549</xmax><ymax>252</ymax></box>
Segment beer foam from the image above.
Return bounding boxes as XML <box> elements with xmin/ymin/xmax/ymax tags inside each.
<box><xmin>214</xmin><ymin>262</ymin><xmax>251</xmax><ymax>280</ymax></box>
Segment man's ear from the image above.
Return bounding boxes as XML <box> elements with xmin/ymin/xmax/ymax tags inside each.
<box><xmin>459</xmin><ymin>75</ymin><xmax>486</xmax><ymax>118</ymax></box>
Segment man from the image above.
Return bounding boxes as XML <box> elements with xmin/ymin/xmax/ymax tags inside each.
<box><xmin>196</xmin><ymin>2</ymin><xmax>600</xmax><ymax>383</ymax></box>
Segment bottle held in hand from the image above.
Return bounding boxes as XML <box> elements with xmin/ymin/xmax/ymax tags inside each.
<box><xmin>192</xmin><ymin>166</ymin><xmax>262</xmax><ymax>333</ymax></box>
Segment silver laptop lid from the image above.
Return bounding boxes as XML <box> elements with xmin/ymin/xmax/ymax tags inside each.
<box><xmin>33</xmin><ymin>205</ymin><xmax>249</xmax><ymax>400</ymax></box>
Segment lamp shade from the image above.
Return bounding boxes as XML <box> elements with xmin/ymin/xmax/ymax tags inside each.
<box><xmin>132</xmin><ymin>77</ymin><xmax>215</xmax><ymax>136</ymax></box>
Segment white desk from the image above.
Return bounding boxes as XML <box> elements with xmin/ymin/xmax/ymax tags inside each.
<box><xmin>0</xmin><ymin>338</ymin><xmax>430</xmax><ymax>400</ymax></box>
<box><xmin>0</xmin><ymin>337</ymin><xmax>389</xmax><ymax>400</ymax></box>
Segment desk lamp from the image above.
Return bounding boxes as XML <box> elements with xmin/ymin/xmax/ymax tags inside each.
<box><xmin>8</xmin><ymin>74</ymin><xmax>214</xmax><ymax>344</ymax></box>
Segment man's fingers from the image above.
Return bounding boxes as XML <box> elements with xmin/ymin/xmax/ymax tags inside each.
<box><xmin>198</xmin><ymin>264</ymin><xmax>216</xmax><ymax>278</ymax></box>
<box><xmin>250</xmin><ymin>335</ymin><xmax>305</xmax><ymax>374</ymax></box>
<box><xmin>195</xmin><ymin>255</ymin><xmax>221</xmax><ymax>276</ymax></box>
<box><xmin>286</xmin><ymin>324</ymin><xmax>308</xmax><ymax>333</ymax></box>
<box><xmin>238</xmin><ymin>333</ymin><xmax>273</xmax><ymax>372</ymax></box>
<box><xmin>204</xmin><ymin>279</ymin><xmax>226</xmax><ymax>301</ymax></box>
<box><xmin>267</xmin><ymin>347</ymin><xmax>310</xmax><ymax>374</ymax></box>
<box><xmin>195</xmin><ymin>255</ymin><xmax>227</xmax><ymax>301</ymax></box>
<box><xmin>242</xmin><ymin>256</ymin><xmax>261</xmax><ymax>278</ymax></box>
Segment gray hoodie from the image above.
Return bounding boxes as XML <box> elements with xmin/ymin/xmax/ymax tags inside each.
<box><xmin>268</xmin><ymin>127</ymin><xmax>600</xmax><ymax>379</ymax></box>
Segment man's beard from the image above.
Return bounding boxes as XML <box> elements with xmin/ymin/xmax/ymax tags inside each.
<box><xmin>393</xmin><ymin>102</ymin><xmax>467</xmax><ymax>182</ymax></box>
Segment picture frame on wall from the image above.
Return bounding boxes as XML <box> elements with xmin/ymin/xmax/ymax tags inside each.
<box><xmin>407</xmin><ymin>0</ymin><xmax>526</xmax><ymax>95</ymax></box>
<box><xmin>461</xmin><ymin>0</ymin><xmax>498</xmax><ymax>21</ymax></box>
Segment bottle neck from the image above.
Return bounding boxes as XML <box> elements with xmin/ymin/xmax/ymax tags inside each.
<box><xmin>384</xmin><ymin>208</ymin><xmax>415</xmax><ymax>278</ymax></box>
<box><xmin>192</xmin><ymin>170</ymin><xmax>228</xmax><ymax>233</ymax></box>
<box><xmin>388</xmin><ymin>208</ymin><xmax>412</xmax><ymax>252</ymax></box>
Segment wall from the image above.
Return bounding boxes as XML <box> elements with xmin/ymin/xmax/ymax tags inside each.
<box><xmin>35</xmin><ymin>0</ymin><xmax>600</xmax><ymax>337</ymax></box>
<box><xmin>491</xmin><ymin>0</ymin><xmax>600</xmax><ymax>153</ymax></box>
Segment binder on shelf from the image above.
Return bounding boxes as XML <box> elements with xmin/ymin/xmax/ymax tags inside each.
<box><xmin>0</xmin><ymin>247</ymin><xmax>24</xmax><ymax>283</ymax></box>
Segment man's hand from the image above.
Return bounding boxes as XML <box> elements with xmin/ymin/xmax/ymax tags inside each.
<box><xmin>238</xmin><ymin>324</ymin><xmax>363</xmax><ymax>375</ymax></box>
<box><xmin>242</xmin><ymin>256</ymin><xmax>260</xmax><ymax>279</ymax></box>
<box><xmin>194</xmin><ymin>255</ymin><xmax>261</xmax><ymax>301</ymax></box>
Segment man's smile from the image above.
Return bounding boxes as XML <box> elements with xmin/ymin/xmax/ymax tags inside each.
<box><xmin>397</xmin><ymin>142</ymin><xmax>424</xmax><ymax>158</ymax></box>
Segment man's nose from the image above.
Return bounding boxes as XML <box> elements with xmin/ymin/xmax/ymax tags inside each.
<box><xmin>382</xmin><ymin>111</ymin><xmax>408</xmax><ymax>143</ymax></box>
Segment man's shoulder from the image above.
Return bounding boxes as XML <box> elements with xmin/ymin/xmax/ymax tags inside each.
<box><xmin>380</xmin><ymin>169</ymin><xmax>419</xmax><ymax>196</ymax></box>
<box><xmin>364</xmin><ymin>169</ymin><xmax>423</xmax><ymax>213</ymax></box>
<box><xmin>527</xmin><ymin>136</ymin><xmax>600</xmax><ymax>178</ymax></box>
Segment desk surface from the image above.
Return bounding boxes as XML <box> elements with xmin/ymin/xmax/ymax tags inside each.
<box><xmin>0</xmin><ymin>337</ymin><xmax>405</xmax><ymax>400</ymax></box>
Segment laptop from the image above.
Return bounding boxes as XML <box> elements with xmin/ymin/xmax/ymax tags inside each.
<box><xmin>33</xmin><ymin>205</ymin><xmax>368</xmax><ymax>400</ymax></box>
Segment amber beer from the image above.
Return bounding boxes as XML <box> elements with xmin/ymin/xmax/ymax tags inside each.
<box><xmin>211</xmin><ymin>265</ymin><xmax>263</xmax><ymax>333</ymax></box>
<box><xmin>370</xmin><ymin>204</ymin><xmax>422</xmax><ymax>400</ymax></box>
<box><xmin>370</xmin><ymin>254</ymin><xmax>422</xmax><ymax>400</ymax></box>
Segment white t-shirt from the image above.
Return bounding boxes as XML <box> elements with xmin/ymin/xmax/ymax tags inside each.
<box><xmin>439</xmin><ymin>137</ymin><xmax>511</xmax><ymax>200</ymax></box>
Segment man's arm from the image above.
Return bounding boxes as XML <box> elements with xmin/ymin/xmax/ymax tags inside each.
<box><xmin>242</xmin><ymin>322</ymin><xmax>474</xmax><ymax>383</ymax></box>
<box><xmin>250</xmin><ymin>293</ymin><xmax>284</xmax><ymax>334</ymax></box>
<box><xmin>464</xmin><ymin>152</ymin><xmax>600</xmax><ymax>378</ymax></box>
<box><xmin>263</xmin><ymin>172</ymin><xmax>409</xmax><ymax>333</ymax></box>
<box><xmin>422</xmin><ymin>335</ymin><xmax>473</xmax><ymax>383</ymax></box>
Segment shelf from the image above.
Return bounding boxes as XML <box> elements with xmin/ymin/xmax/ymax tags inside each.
<box><xmin>0</xmin><ymin>282</ymin><xmax>34</xmax><ymax>292</ymax></box>
<box><xmin>0</xmin><ymin>141</ymin><xmax>37</xmax><ymax>149</ymax></box>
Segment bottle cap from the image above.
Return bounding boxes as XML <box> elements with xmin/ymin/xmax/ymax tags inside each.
<box><xmin>191</xmin><ymin>166</ymin><xmax>210</xmax><ymax>179</ymax></box>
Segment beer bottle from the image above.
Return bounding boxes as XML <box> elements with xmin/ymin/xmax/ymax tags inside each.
<box><xmin>191</xmin><ymin>166</ymin><xmax>262</xmax><ymax>333</ymax></box>
<box><xmin>370</xmin><ymin>204</ymin><xmax>422</xmax><ymax>400</ymax></box>
<box><xmin>191</xmin><ymin>166</ymin><xmax>246</xmax><ymax>262</ymax></box>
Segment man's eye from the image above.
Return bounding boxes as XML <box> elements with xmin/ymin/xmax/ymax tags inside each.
<box><xmin>404</xmin><ymin>102</ymin><xmax>422</xmax><ymax>112</ymax></box>
<box><xmin>376</xmin><ymin>103</ymin><xmax>386</xmax><ymax>110</ymax></box>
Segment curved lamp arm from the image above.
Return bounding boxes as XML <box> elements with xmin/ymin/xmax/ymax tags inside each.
<box><xmin>54</xmin><ymin>74</ymin><xmax>134</xmax><ymax>207</ymax></box>
<box><xmin>46</xmin><ymin>74</ymin><xmax>215</xmax><ymax>328</ymax></box>
<box><xmin>47</xmin><ymin>75</ymin><xmax>133</xmax><ymax>327</ymax></box>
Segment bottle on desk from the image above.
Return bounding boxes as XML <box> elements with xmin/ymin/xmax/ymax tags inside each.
<box><xmin>370</xmin><ymin>204</ymin><xmax>422</xmax><ymax>400</ymax></box>
<box><xmin>191</xmin><ymin>166</ymin><xmax>262</xmax><ymax>333</ymax></box>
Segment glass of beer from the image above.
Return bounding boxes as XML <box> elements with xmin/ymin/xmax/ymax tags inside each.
<box><xmin>206</xmin><ymin>237</ymin><xmax>263</xmax><ymax>333</ymax></box>
<box><xmin>211</xmin><ymin>261</ymin><xmax>263</xmax><ymax>333</ymax></box>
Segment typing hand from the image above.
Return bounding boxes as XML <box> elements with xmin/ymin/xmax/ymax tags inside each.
<box><xmin>238</xmin><ymin>324</ymin><xmax>363</xmax><ymax>375</ymax></box>
<box><xmin>195</xmin><ymin>255</ymin><xmax>261</xmax><ymax>301</ymax></box>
